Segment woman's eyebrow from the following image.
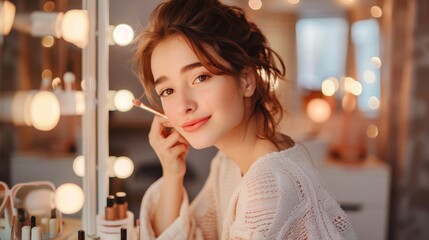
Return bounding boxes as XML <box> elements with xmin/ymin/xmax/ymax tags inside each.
<box><xmin>154</xmin><ymin>62</ymin><xmax>203</xmax><ymax>86</ymax></box>
<box><xmin>180</xmin><ymin>62</ymin><xmax>203</xmax><ymax>74</ymax></box>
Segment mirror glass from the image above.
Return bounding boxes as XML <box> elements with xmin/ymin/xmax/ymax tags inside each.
<box><xmin>0</xmin><ymin>0</ymin><xmax>84</xmax><ymax>216</ymax></box>
<box><xmin>0</xmin><ymin>0</ymin><xmax>385</xmax><ymax>220</ymax></box>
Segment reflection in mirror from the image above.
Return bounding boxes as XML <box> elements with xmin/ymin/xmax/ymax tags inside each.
<box><xmin>0</xmin><ymin>1</ymin><xmax>84</xmax><ymax>188</ymax></box>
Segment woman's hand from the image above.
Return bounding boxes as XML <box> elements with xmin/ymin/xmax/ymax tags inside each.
<box><xmin>149</xmin><ymin>115</ymin><xmax>190</xmax><ymax>236</ymax></box>
<box><xmin>148</xmin><ymin>115</ymin><xmax>189</xmax><ymax>179</ymax></box>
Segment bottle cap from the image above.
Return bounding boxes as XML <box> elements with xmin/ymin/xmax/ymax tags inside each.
<box><xmin>78</xmin><ymin>230</ymin><xmax>85</xmax><ymax>240</ymax></box>
<box><xmin>106</xmin><ymin>195</ymin><xmax>115</xmax><ymax>207</ymax></box>
<box><xmin>115</xmin><ymin>192</ymin><xmax>126</xmax><ymax>204</ymax></box>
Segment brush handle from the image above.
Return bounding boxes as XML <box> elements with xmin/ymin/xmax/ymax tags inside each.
<box><xmin>138</xmin><ymin>104</ymin><xmax>168</xmax><ymax>119</ymax></box>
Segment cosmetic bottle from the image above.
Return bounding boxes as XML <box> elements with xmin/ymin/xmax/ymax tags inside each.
<box><xmin>21</xmin><ymin>226</ymin><xmax>31</xmax><ymax>240</ymax></box>
<box><xmin>78</xmin><ymin>229</ymin><xmax>85</xmax><ymax>240</ymax></box>
<box><xmin>115</xmin><ymin>192</ymin><xmax>128</xmax><ymax>220</ymax></box>
<box><xmin>15</xmin><ymin>207</ymin><xmax>26</xmax><ymax>239</ymax></box>
<box><xmin>105</xmin><ymin>195</ymin><xmax>117</xmax><ymax>220</ymax></box>
<box><xmin>49</xmin><ymin>217</ymin><xmax>58</xmax><ymax>238</ymax></box>
<box><xmin>41</xmin><ymin>217</ymin><xmax>49</xmax><ymax>235</ymax></box>
<box><xmin>31</xmin><ymin>226</ymin><xmax>42</xmax><ymax>240</ymax></box>
<box><xmin>121</xmin><ymin>227</ymin><xmax>127</xmax><ymax>240</ymax></box>
<box><xmin>30</xmin><ymin>215</ymin><xmax>36</xmax><ymax>229</ymax></box>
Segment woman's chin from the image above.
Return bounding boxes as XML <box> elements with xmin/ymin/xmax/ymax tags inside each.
<box><xmin>189</xmin><ymin>141</ymin><xmax>213</xmax><ymax>150</ymax></box>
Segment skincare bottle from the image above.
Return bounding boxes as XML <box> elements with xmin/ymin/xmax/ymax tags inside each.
<box><xmin>15</xmin><ymin>208</ymin><xmax>26</xmax><ymax>239</ymax></box>
<box><xmin>31</xmin><ymin>226</ymin><xmax>42</xmax><ymax>240</ymax></box>
<box><xmin>49</xmin><ymin>218</ymin><xmax>58</xmax><ymax>238</ymax></box>
<box><xmin>115</xmin><ymin>192</ymin><xmax>128</xmax><ymax>220</ymax></box>
<box><xmin>105</xmin><ymin>195</ymin><xmax>117</xmax><ymax>220</ymax></box>
<box><xmin>21</xmin><ymin>226</ymin><xmax>31</xmax><ymax>240</ymax></box>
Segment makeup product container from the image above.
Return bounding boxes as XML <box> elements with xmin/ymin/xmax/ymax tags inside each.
<box><xmin>0</xmin><ymin>181</ymin><xmax>63</xmax><ymax>239</ymax></box>
<box><xmin>96</xmin><ymin>210</ymin><xmax>134</xmax><ymax>240</ymax></box>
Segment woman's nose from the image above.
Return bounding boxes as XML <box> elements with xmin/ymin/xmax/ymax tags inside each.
<box><xmin>176</xmin><ymin>90</ymin><xmax>197</xmax><ymax>115</ymax></box>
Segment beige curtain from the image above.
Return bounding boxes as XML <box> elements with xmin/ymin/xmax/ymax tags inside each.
<box><xmin>381</xmin><ymin>0</ymin><xmax>429</xmax><ymax>239</ymax></box>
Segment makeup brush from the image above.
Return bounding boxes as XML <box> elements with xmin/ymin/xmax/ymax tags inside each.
<box><xmin>132</xmin><ymin>99</ymin><xmax>168</xmax><ymax>119</ymax></box>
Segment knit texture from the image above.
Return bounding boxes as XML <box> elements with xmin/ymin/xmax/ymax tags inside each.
<box><xmin>140</xmin><ymin>144</ymin><xmax>357</xmax><ymax>239</ymax></box>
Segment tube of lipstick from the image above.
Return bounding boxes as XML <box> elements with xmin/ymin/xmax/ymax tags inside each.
<box><xmin>105</xmin><ymin>195</ymin><xmax>117</xmax><ymax>221</ymax></box>
<box><xmin>115</xmin><ymin>192</ymin><xmax>128</xmax><ymax>220</ymax></box>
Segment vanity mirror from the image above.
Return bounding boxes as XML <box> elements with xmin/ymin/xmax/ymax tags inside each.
<box><xmin>0</xmin><ymin>0</ymin><xmax>397</xmax><ymax>238</ymax></box>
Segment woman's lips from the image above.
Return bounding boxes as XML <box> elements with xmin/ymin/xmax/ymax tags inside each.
<box><xmin>181</xmin><ymin>116</ymin><xmax>211</xmax><ymax>132</ymax></box>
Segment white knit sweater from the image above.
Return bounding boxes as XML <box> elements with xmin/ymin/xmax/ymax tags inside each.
<box><xmin>139</xmin><ymin>144</ymin><xmax>357</xmax><ymax>239</ymax></box>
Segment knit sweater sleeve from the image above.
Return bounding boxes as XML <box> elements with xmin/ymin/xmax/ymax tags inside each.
<box><xmin>139</xmin><ymin>152</ymin><xmax>226</xmax><ymax>240</ymax></box>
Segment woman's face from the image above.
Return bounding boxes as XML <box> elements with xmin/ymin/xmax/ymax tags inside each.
<box><xmin>150</xmin><ymin>35</ymin><xmax>250</xmax><ymax>149</ymax></box>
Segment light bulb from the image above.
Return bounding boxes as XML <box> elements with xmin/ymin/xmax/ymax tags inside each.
<box><xmin>30</xmin><ymin>11</ymin><xmax>63</xmax><ymax>38</ymax></box>
<box><xmin>55</xmin><ymin>183</ymin><xmax>84</xmax><ymax>214</ymax></box>
<box><xmin>112</xmin><ymin>24</ymin><xmax>134</xmax><ymax>46</ymax></box>
<box><xmin>108</xmin><ymin>90</ymin><xmax>117</xmax><ymax>111</ymax></box>
<box><xmin>0</xmin><ymin>0</ymin><xmax>16</xmax><ymax>35</ymax></box>
<box><xmin>61</xmin><ymin>9</ymin><xmax>89</xmax><ymax>48</ymax></box>
<box><xmin>108</xmin><ymin>156</ymin><xmax>117</xmax><ymax>177</ymax></box>
<box><xmin>11</xmin><ymin>91</ymin><xmax>35</xmax><ymax>126</ymax></box>
<box><xmin>321</xmin><ymin>79</ymin><xmax>336</xmax><ymax>96</ymax></box>
<box><xmin>73</xmin><ymin>155</ymin><xmax>85</xmax><ymax>177</ymax></box>
<box><xmin>30</xmin><ymin>91</ymin><xmax>60</xmax><ymax>131</ymax></box>
<box><xmin>24</xmin><ymin>189</ymin><xmax>55</xmax><ymax>216</ymax></box>
<box><xmin>248</xmin><ymin>0</ymin><xmax>262</xmax><ymax>10</ymax></box>
<box><xmin>113</xmin><ymin>89</ymin><xmax>134</xmax><ymax>112</ymax></box>
<box><xmin>306</xmin><ymin>98</ymin><xmax>331</xmax><ymax>123</ymax></box>
<box><xmin>371</xmin><ymin>6</ymin><xmax>383</xmax><ymax>18</ymax></box>
<box><xmin>113</xmin><ymin>156</ymin><xmax>134</xmax><ymax>179</ymax></box>
<box><xmin>63</xmin><ymin>72</ymin><xmax>75</xmax><ymax>92</ymax></box>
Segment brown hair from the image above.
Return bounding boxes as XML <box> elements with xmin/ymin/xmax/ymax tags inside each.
<box><xmin>134</xmin><ymin>0</ymin><xmax>287</xmax><ymax>146</ymax></box>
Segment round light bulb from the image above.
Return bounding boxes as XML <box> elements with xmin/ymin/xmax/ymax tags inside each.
<box><xmin>24</xmin><ymin>189</ymin><xmax>55</xmax><ymax>216</ymax></box>
<box><xmin>371</xmin><ymin>57</ymin><xmax>382</xmax><ymax>68</ymax></box>
<box><xmin>321</xmin><ymin>79</ymin><xmax>336</xmax><ymax>96</ymax></box>
<box><xmin>113</xmin><ymin>156</ymin><xmax>134</xmax><ymax>179</ymax></box>
<box><xmin>306</xmin><ymin>98</ymin><xmax>331</xmax><ymax>123</ymax></box>
<box><xmin>112</xmin><ymin>24</ymin><xmax>134</xmax><ymax>46</ymax></box>
<box><xmin>61</xmin><ymin>10</ymin><xmax>89</xmax><ymax>48</ymax></box>
<box><xmin>30</xmin><ymin>91</ymin><xmax>60</xmax><ymax>131</ymax></box>
<box><xmin>72</xmin><ymin>155</ymin><xmax>85</xmax><ymax>177</ymax></box>
<box><xmin>55</xmin><ymin>183</ymin><xmax>84</xmax><ymax>214</ymax></box>
<box><xmin>113</xmin><ymin>89</ymin><xmax>134</xmax><ymax>112</ymax></box>
<box><xmin>370</xmin><ymin>6</ymin><xmax>383</xmax><ymax>18</ymax></box>
<box><xmin>11</xmin><ymin>91</ymin><xmax>35</xmax><ymax>126</ymax></box>
<box><xmin>248</xmin><ymin>0</ymin><xmax>262</xmax><ymax>10</ymax></box>
<box><xmin>108</xmin><ymin>156</ymin><xmax>117</xmax><ymax>177</ymax></box>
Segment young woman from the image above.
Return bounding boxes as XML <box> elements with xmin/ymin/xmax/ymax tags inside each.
<box><xmin>134</xmin><ymin>0</ymin><xmax>356</xmax><ymax>239</ymax></box>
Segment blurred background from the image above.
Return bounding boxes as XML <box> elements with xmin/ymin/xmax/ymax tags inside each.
<box><xmin>0</xmin><ymin>0</ymin><xmax>428</xmax><ymax>239</ymax></box>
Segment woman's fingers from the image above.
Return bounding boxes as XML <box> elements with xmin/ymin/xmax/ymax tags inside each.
<box><xmin>149</xmin><ymin>115</ymin><xmax>170</xmax><ymax>146</ymax></box>
<box><xmin>148</xmin><ymin>116</ymin><xmax>189</xmax><ymax>177</ymax></box>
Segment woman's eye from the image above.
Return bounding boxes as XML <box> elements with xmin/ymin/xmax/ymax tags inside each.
<box><xmin>193</xmin><ymin>74</ymin><xmax>211</xmax><ymax>84</ymax></box>
<box><xmin>159</xmin><ymin>88</ymin><xmax>174</xmax><ymax>97</ymax></box>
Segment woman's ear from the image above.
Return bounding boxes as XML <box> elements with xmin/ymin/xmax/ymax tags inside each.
<box><xmin>240</xmin><ymin>68</ymin><xmax>256</xmax><ymax>97</ymax></box>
